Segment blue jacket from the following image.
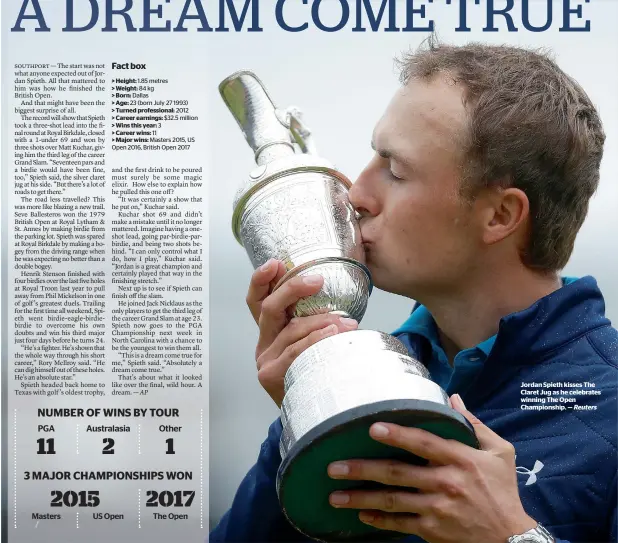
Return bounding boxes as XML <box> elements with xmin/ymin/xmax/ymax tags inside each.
<box><xmin>211</xmin><ymin>276</ymin><xmax>617</xmax><ymax>542</ymax></box>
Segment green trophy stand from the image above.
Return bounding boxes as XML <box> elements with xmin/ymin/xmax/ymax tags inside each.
<box><xmin>277</xmin><ymin>399</ymin><xmax>479</xmax><ymax>542</ymax></box>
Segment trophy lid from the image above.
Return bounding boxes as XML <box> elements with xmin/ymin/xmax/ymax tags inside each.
<box><xmin>219</xmin><ymin>70</ymin><xmax>297</xmax><ymax>166</ymax></box>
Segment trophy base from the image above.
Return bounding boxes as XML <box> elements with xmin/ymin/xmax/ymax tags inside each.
<box><xmin>276</xmin><ymin>398</ymin><xmax>479</xmax><ymax>542</ymax></box>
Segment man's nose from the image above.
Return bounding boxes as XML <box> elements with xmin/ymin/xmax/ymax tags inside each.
<box><xmin>348</xmin><ymin>165</ymin><xmax>379</xmax><ymax>219</ymax></box>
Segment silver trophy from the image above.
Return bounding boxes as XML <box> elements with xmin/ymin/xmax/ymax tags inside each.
<box><xmin>220</xmin><ymin>71</ymin><xmax>478</xmax><ymax>542</ymax></box>
<box><xmin>224</xmin><ymin>71</ymin><xmax>371</xmax><ymax>322</ymax></box>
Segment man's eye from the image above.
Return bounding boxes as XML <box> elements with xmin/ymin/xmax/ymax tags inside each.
<box><xmin>390</xmin><ymin>170</ymin><xmax>404</xmax><ymax>181</ymax></box>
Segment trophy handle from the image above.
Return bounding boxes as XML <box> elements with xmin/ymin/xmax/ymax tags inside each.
<box><xmin>219</xmin><ymin>70</ymin><xmax>317</xmax><ymax>164</ymax></box>
<box><xmin>277</xmin><ymin>106</ymin><xmax>318</xmax><ymax>156</ymax></box>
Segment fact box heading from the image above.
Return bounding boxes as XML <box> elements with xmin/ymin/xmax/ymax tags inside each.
<box><xmin>12</xmin><ymin>0</ymin><xmax>592</xmax><ymax>33</ymax></box>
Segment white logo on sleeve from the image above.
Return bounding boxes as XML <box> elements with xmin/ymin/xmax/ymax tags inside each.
<box><xmin>515</xmin><ymin>455</ymin><xmax>544</xmax><ymax>486</ymax></box>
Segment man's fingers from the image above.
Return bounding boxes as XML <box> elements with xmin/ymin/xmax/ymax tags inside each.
<box><xmin>257</xmin><ymin>323</ymin><xmax>344</xmax><ymax>405</ymax></box>
<box><xmin>329</xmin><ymin>488</ymin><xmax>434</xmax><ymax>515</ymax></box>
<box><xmin>327</xmin><ymin>459</ymin><xmax>443</xmax><ymax>492</ymax></box>
<box><xmin>246</xmin><ymin>259</ymin><xmax>283</xmax><ymax>323</ymax></box>
<box><xmin>260</xmin><ymin>314</ymin><xmax>358</xmax><ymax>365</ymax></box>
<box><xmin>367</xmin><ymin>423</ymin><xmax>478</xmax><ymax>467</ymax></box>
<box><xmin>277</xmin><ymin>324</ymin><xmax>344</xmax><ymax>369</ymax></box>
<box><xmin>357</xmin><ymin>511</ymin><xmax>422</xmax><ymax>535</ymax></box>
<box><xmin>449</xmin><ymin>394</ymin><xmax>510</xmax><ymax>454</ymax></box>
<box><xmin>256</xmin><ymin>274</ymin><xmax>325</xmax><ymax>352</ymax></box>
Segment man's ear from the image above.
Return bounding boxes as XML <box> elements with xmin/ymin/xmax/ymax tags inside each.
<box><xmin>482</xmin><ymin>187</ymin><xmax>529</xmax><ymax>245</ymax></box>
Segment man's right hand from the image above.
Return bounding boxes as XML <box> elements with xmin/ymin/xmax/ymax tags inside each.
<box><xmin>247</xmin><ymin>259</ymin><xmax>359</xmax><ymax>406</ymax></box>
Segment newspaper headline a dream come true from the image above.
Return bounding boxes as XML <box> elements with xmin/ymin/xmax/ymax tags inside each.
<box><xmin>11</xmin><ymin>0</ymin><xmax>593</xmax><ymax>34</ymax></box>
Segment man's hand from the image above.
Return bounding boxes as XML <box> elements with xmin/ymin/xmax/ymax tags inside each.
<box><xmin>326</xmin><ymin>394</ymin><xmax>537</xmax><ymax>543</ymax></box>
<box><xmin>247</xmin><ymin>259</ymin><xmax>359</xmax><ymax>406</ymax></box>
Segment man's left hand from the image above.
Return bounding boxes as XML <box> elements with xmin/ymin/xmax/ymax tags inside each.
<box><xmin>327</xmin><ymin>394</ymin><xmax>537</xmax><ymax>543</ymax></box>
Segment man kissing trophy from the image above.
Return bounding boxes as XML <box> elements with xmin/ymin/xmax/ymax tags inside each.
<box><xmin>218</xmin><ymin>71</ymin><xmax>478</xmax><ymax>541</ymax></box>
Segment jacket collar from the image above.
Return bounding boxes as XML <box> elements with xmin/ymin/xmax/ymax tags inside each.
<box><xmin>489</xmin><ymin>275</ymin><xmax>609</xmax><ymax>366</ymax></box>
